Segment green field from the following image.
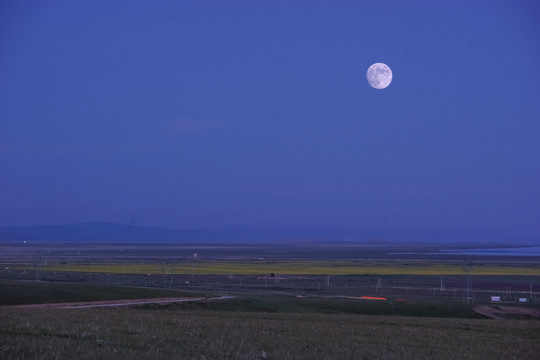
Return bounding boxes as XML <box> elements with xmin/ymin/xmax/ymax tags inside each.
<box><xmin>2</xmin><ymin>303</ymin><xmax>540</xmax><ymax>359</ymax></box>
<box><xmin>2</xmin><ymin>280</ymin><xmax>540</xmax><ymax>359</ymax></box>
<box><xmin>14</xmin><ymin>260</ymin><xmax>540</xmax><ymax>276</ymax></box>
<box><xmin>0</xmin><ymin>280</ymin><xmax>208</xmax><ymax>306</ymax></box>
<box><xmin>0</xmin><ymin>279</ymin><xmax>482</xmax><ymax>318</ymax></box>
<box><xmin>3</xmin><ymin>239</ymin><xmax>540</xmax><ymax>360</ymax></box>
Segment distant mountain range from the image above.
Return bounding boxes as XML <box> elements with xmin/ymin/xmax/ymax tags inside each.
<box><xmin>0</xmin><ymin>222</ymin><xmax>347</xmax><ymax>243</ymax></box>
<box><xmin>0</xmin><ymin>221</ymin><xmax>537</xmax><ymax>245</ymax></box>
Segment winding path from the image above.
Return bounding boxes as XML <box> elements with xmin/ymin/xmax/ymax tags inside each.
<box><xmin>474</xmin><ymin>305</ymin><xmax>540</xmax><ymax>319</ymax></box>
<box><xmin>12</xmin><ymin>296</ymin><xmax>235</xmax><ymax>309</ymax></box>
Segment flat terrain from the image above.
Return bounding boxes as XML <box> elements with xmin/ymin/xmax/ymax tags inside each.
<box><xmin>2</xmin><ymin>279</ymin><xmax>540</xmax><ymax>359</ymax></box>
<box><xmin>11</xmin><ymin>259</ymin><xmax>540</xmax><ymax>276</ymax></box>
<box><xmin>2</xmin><ymin>242</ymin><xmax>539</xmax><ymax>305</ymax></box>
<box><xmin>473</xmin><ymin>305</ymin><xmax>540</xmax><ymax>320</ymax></box>
<box><xmin>1</xmin><ymin>241</ymin><xmax>539</xmax><ymax>359</ymax></box>
<box><xmin>0</xmin><ymin>279</ymin><xmax>209</xmax><ymax>305</ymax></box>
<box><xmin>2</xmin><ymin>305</ymin><xmax>540</xmax><ymax>360</ymax></box>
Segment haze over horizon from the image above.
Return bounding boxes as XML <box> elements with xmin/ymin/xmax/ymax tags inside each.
<box><xmin>1</xmin><ymin>1</ymin><xmax>539</xmax><ymax>243</ymax></box>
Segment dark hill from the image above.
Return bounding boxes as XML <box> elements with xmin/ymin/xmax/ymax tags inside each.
<box><xmin>0</xmin><ymin>222</ymin><xmax>535</xmax><ymax>245</ymax></box>
<box><xmin>0</xmin><ymin>222</ymin><xmax>346</xmax><ymax>243</ymax></box>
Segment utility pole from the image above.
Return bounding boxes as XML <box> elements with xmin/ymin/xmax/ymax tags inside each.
<box><xmin>463</xmin><ymin>258</ymin><xmax>473</xmax><ymax>304</ymax></box>
<box><xmin>33</xmin><ymin>255</ymin><xmax>42</xmax><ymax>281</ymax></box>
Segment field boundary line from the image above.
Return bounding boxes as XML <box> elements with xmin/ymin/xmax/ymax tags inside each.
<box><xmin>7</xmin><ymin>296</ymin><xmax>235</xmax><ymax>309</ymax></box>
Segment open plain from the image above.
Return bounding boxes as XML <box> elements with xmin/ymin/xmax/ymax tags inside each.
<box><xmin>1</xmin><ymin>241</ymin><xmax>539</xmax><ymax>359</ymax></box>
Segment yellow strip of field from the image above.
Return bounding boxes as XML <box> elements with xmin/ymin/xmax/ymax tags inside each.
<box><xmin>17</xmin><ymin>260</ymin><xmax>540</xmax><ymax>276</ymax></box>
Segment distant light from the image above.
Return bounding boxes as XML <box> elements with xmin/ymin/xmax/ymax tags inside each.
<box><xmin>359</xmin><ymin>296</ymin><xmax>387</xmax><ymax>301</ymax></box>
<box><xmin>23</xmin><ymin>241</ymin><xmax>27</xmax><ymax>244</ymax></box>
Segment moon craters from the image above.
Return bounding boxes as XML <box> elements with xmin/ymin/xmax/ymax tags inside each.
<box><xmin>367</xmin><ymin>63</ymin><xmax>392</xmax><ymax>89</ymax></box>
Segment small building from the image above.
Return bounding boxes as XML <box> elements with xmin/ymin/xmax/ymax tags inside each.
<box><xmin>491</xmin><ymin>296</ymin><xmax>501</xmax><ymax>303</ymax></box>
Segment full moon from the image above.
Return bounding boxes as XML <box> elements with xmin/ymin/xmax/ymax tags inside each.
<box><xmin>367</xmin><ymin>63</ymin><xmax>392</xmax><ymax>89</ymax></box>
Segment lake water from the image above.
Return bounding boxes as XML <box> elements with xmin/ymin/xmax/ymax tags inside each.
<box><xmin>439</xmin><ymin>246</ymin><xmax>540</xmax><ymax>256</ymax></box>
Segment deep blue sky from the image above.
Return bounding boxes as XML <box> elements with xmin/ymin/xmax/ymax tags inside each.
<box><xmin>1</xmin><ymin>1</ymin><xmax>539</xmax><ymax>240</ymax></box>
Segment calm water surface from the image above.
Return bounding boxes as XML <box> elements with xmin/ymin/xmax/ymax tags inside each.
<box><xmin>440</xmin><ymin>246</ymin><xmax>540</xmax><ymax>256</ymax></box>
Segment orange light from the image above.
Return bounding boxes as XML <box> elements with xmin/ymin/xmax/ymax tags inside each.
<box><xmin>359</xmin><ymin>296</ymin><xmax>387</xmax><ymax>301</ymax></box>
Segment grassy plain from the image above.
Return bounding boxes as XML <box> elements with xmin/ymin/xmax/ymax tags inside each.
<box><xmin>0</xmin><ymin>280</ymin><xmax>208</xmax><ymax>306</ymax></box>
<box><xmin>2</xmin><ymin>272</ymin><xmax>540</xmax><ymax>359</ymax></box>
<box><xmin>2</xmin><ymin>242</ymin><xmax>540</xmax><ymax>359</ymax></box>
<box><xmin>14</xmin><ymin>260</ymin><xmax>540</xmax><ymax>276</ymax></box>
<box><xmin>2</xmin><ymin>305</ymin><xmax>540</xmax><ymax>359</ymax></box>
<box><xmin>0</xmin><ymin>279</ymin><xmax>484</xmax><ymax>318</ymax></box>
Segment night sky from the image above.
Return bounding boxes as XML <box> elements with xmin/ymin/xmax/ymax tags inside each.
<box><xmin>1</xmin><ymin>1</ymin><xmax>539</xmax><ymax>241</ymax></box>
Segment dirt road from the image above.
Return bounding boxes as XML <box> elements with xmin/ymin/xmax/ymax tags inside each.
<box><xmin>11</xmin><ymin>296</ymin><xmax>234</xmax><ymax>309</ymax></box>
<box><xmin>474</xmin><ymin>305</ymin><xmax>540</xmax><ymax>319</ymax></box>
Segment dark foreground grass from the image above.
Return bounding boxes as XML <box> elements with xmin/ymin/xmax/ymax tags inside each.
<box><xmin>0</xmin><ymin>279</ymin><xmax>486</xmax><ymax>319</ymax></box>
<box><xmin>1</xmin><ymin>307</ymin><xmax>540</xmax><ymax>360</ymax></box>
<box><xmin>169</xmin><ymin>296</ymin><xmax>486</xmax><ymax>319</ymax></box>
<box><xmin>1</xmin><ymin>280</ymin><xmax>540</xmax><ymax>359</ymax></box>
<box><xmin>0</xmin><ymin>280</ymin><xmax>208</xmax><ymax>305</ymax></box>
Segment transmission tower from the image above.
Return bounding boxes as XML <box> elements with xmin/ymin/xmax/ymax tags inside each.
<box><xmin>33</xmin><ymin>255</ymin><xmax>42</xmax><ymax>281</ymax></box>
<box><xmin>463</xmin><ymin>258</ymin><xmax>473</xmax><ymax>304</ymax></box>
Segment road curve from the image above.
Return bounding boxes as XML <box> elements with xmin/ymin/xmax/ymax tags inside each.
<box><xmin>11</xmin><ymin>296</ymin><xmax>235</xmax><ymax>309</ymax></box>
